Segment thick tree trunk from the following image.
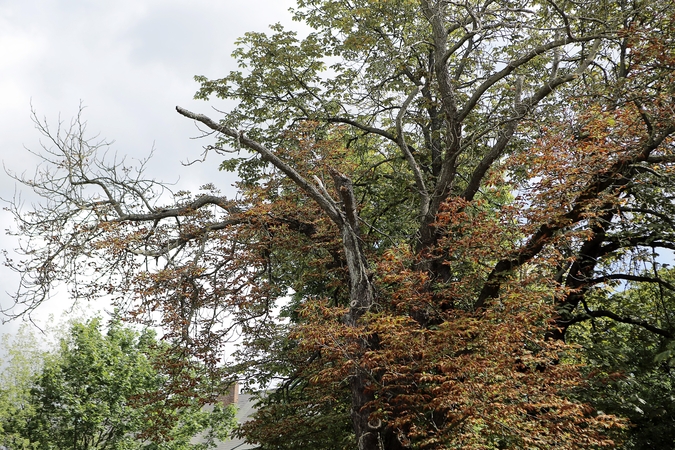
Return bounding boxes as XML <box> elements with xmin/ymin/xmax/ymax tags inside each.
<box><xmin>341</xmin><ymin>225</ymin><xmax>408</xmax><ymax>450</ymax></box>
<box><xmin>332</xmin><ymin>174</ymin><xmax>382</xmax><ymax>450</ymax></box>
<box><xmin>350</xmin><ymin>369</ymin><xmax>380</xmax><ymax>450</ymax></box>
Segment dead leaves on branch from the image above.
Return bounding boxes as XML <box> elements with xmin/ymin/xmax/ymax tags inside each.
<box><xmin>295</xmin><ymin>271</ymin><xmax>626</xmax><ymax>448</ymax></box>
<box><xmin>291</xmin><ymin>194</ymin><xmax>627</xmax><ymax>448</ymax></box>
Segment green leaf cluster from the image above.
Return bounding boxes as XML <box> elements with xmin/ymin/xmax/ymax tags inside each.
<box><xmin>569</xmin><ymin>272</ymin><xmax>675</xmax><ymax>449</ymax></box>
<box><xmin>0</xmin><ymin>319</ymin><xmax>236</xmax><ymax>450</ymax></box>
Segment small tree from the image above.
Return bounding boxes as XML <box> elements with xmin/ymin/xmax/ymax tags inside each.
<box><xmin>0</xmin><ymin>319</ymin><xmax>236</xmax><ymax>450</ymax></box>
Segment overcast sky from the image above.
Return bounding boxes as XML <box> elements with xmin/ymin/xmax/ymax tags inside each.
<box><xmin>0</xmin><ymin>0</ymin><xmax>301</xmax><ymax>336</ymax></box>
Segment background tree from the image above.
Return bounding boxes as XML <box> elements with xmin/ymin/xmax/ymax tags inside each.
<box><xmin>0</xmin><ymin>318</ymin><xmax>236</xmax><ymax>450</ymax></box>
<box><xmin>0</xmin><ymin>324</ymin><xmax>46</xmax><ymax>450</ymax></box>
<box><xmin>569</xmin><ymin>268</ymin><xmax>675</xmax><ymax>449</ymax></box>
<box><xmin>5</xmin><ymin>0</ymin><xmax>675</xmax><ymax>448</ymax></box>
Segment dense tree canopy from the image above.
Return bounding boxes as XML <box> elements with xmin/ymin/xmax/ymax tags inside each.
<box><xmin>567</xmin><ymin>267</ymin><xmax>675</xmax><ymax>449</ymax></box>
<box><xmin>5</xmin><ymin>0</ymin><xmax>675</xmax><ymax>448</ymax></box>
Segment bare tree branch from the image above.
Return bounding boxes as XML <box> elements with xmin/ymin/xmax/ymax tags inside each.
<box><xmin>176</xmin><ymin>106</ymin><xmax>341</xmax><ymax>224</ymax></box>
<box><xmin>563</xmin><ymin>309</ymin><xmax>673</xmax><ymax>338</ymax></box>
<box><xmin>396</xmin><ymin>86</ymin><xmax>429</xmax><ymax>219</ymax></box>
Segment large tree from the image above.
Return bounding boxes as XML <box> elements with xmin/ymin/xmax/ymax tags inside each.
<box><xmin>5</xmin><ymin>0</ymin><xmax>675</xmax><ymax>448</ymax></box>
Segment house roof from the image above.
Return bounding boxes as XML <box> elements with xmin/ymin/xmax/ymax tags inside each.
<box><xmin>190</xmin><ymin>385</ymin><xmax>260</xmax><ymax>450</ymax></box>
<box><xmin>216</xmin><ymin>392</ymin><xmax>258</xmax><ymax>450</ymax></box>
